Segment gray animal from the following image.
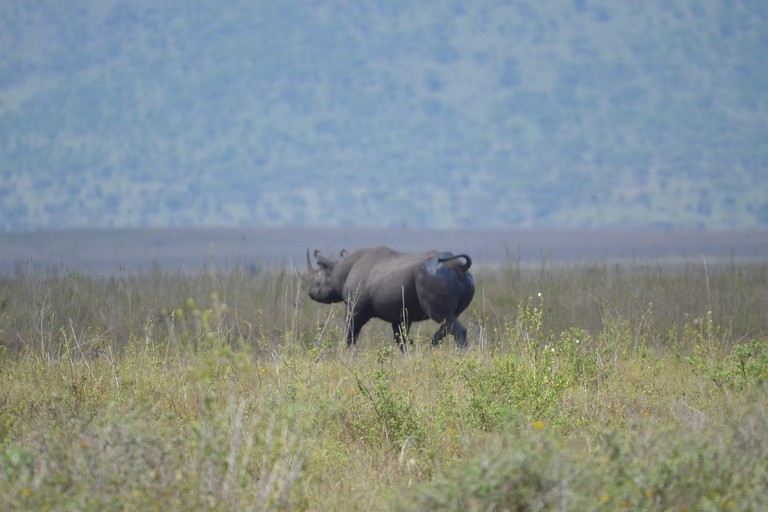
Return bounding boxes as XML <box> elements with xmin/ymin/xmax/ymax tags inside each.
<box><xmin>306</xmin><ymin>246</ymin><xmax>475</xmax><ymax>348</ymax></box>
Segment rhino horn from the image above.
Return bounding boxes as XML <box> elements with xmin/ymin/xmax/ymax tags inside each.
<box><xmin>306</xmin><ymin>249</ymin><xmax>318</xmax><ymax>277</ymax></box>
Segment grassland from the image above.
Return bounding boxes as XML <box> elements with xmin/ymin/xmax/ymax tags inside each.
<box><xmin>1</xmin><ymin>257</ymin><xmax>767</xmax><ymax>510</ymax></box>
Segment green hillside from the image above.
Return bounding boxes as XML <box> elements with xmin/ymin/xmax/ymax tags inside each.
<box><xmin>1</xmin><ymin>0</ymin><xmax>767</xmax><ymax>230</ymax></box>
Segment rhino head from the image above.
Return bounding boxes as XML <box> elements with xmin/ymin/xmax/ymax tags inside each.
<box><xmin>306</xmin><ymin>249</ymin><xmax>343</xmax><ymax>304</ymax></box>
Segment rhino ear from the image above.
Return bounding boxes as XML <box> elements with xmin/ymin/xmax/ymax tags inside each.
<box><xmin>340</xmin><ymin>249</ymin><xmax>348</xmax><ymax>258</ymax></box>
<box><xmin>314</xmin><ymin>250</ymin><xmax>333</xmax><ymax>269</ymax></box>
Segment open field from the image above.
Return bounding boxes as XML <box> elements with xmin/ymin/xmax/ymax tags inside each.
<box><xmin>1</xmin><ymin>238</ymin><xmax>768</xmax><ymax>510</ymax></box>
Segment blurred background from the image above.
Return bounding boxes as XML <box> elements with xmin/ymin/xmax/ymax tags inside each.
<box><xmin>1</xmin><ymin>0</ymin><xmax>767</xmax><ymax>269</ymax></box>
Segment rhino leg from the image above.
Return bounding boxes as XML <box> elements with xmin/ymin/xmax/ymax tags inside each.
<box><xmin>391</xmin><ymin>320</ymin><xmax>412</xmax><ymax>350</ymax></box>
<box><xmin>345</xmin><ymin>309</ymin><xmax>371</xmax><ymax>345</ymax></box>
<box><xmin>431</xmin><ymin>324</ymin><xmax>446</xmax><ymax>345</ymax></box>
<box><xmin>452</xmin><ymin>320</ymin><xmax>469</xmax><ymax>348</ymax></box>
<box><xmin>431</xmin><ymin>314</ymin><xmax>468</xmax><ymax>348</ymax></box>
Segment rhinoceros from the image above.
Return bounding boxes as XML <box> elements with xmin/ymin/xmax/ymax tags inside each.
<box><xmin>306</xmin><ymin>246</ymin><xmax>475</xmax><ymax>348</ymax></box>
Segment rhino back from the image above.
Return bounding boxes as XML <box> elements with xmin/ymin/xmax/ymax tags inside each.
<box><xmin>344</xmin><ymin>248</ymin><xmax>439</xmax><ymax>323</ymax></box>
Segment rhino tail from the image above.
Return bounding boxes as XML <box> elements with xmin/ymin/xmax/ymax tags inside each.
<box><xmin>438</xmin><ymin>254</ymin><xmax>472</xmax><ymax>273</ymax></box>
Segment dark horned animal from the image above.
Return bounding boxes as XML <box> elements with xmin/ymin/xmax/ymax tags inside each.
<box><xmin>306</xmin><ymin>246</ymin><xmax>475</xmax><ymax>348</ymax></box>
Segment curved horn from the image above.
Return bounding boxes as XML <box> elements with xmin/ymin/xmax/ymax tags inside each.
<box><xmin>306</xmin><ymin>249</ymin><xmax>318</xmax><ymax>277</ymax></box>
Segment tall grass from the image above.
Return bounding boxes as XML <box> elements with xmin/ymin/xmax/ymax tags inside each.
<box><xmin>1</xmin><ymin>257</ymin><xmax>767</xmax><ymax>510</ymax></box>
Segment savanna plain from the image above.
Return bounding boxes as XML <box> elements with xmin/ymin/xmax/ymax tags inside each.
<box><xmin>1</xmin><ymin>253</ymin><xmax>767</xmax><ymax>511</ymax></box>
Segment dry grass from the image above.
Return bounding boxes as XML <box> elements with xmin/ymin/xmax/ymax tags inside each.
<box><xmin>1</xmin><ymin>257</ymin><xmax>767</xmax><ymax>510</ymax></box>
